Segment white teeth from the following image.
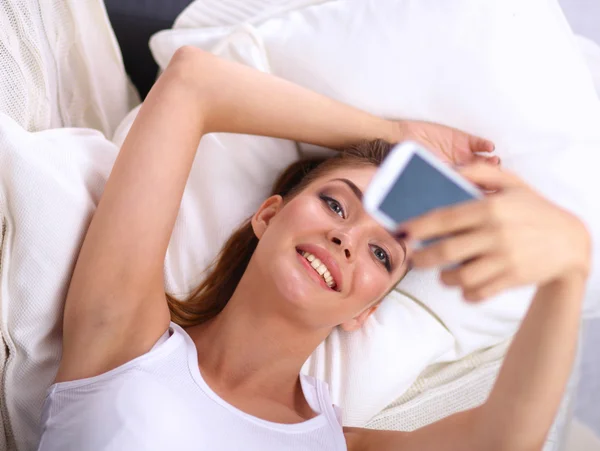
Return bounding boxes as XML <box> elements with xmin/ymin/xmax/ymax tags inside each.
<box><xmin>315</xmin><ymin>264</ymin><xmax>327</xmax><ymax>276</ymax></box>
<box><xmin>300</xmin><ymin>250</ymin><xmax>337</xmax><ymax>289</ymax></box>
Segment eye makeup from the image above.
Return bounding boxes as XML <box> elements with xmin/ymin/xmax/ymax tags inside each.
<box><xmin>318</xmin><ymin>187</ymin><xmax>394</xmax><ymax>273</ymax></box>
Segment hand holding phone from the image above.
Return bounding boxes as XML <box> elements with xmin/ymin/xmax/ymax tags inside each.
<box><xmin>363</xmin><ymin>141</ymin><xmax>483</xmax><ymax>249</ymax></box>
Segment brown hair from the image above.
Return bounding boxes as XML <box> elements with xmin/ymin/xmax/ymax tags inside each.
<box><xmin>167</xmin><ymin>139</ymin><xmax>394</xmax><ymax>327</ymax></box>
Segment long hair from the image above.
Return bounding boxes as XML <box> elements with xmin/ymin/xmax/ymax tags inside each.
<box><xmin>167</xmin><ymin>139</ymin><xmax>393</xmax><ymax>327</ymax></box>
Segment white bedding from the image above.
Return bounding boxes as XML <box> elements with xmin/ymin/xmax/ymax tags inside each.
<box><xmin>0</xmin><ymin>0</ymin><xmax>137</xmax><ymax>135</ymax></box>
<box><xmin>0</xmin><ymin>119</ymin><xmax>119</xmax><ymax>450</ymax></box>
<box><xmin>1</xmin><ymin>0</ymin><xmax>600</xmax><ymax>449</ymax></box>
<box><xmin>150</xmin><ymin>0</ymin><xmax>600</xmax><ymax>427</ymax></box>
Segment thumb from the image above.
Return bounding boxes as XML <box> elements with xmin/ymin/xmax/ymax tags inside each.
<box><xmin>467</xmin><ymin>134</ymin><xmax>495</xmax><ymax>154</ymax></box>
<box><xmin>457</xmin><ymin>163</ymin><xmax>524</xmax><ymax>191</ymax></box>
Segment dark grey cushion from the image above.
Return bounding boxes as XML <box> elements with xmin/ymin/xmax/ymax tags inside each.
<box><xmin>105</xmin><ymin>0</ymin><xmax>194</xmax><ymax>99</ymax></box>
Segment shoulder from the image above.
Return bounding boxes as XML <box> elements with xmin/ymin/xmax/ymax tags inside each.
<box><xmin>39</xmin><ymin>368</ymin><xmax>198</xmax><ymax>450</ymax></box>
<box><xmin>51</xmin><ymin>323</ymin><xmax>187</xmax><ymax>396</ymax></box>
<box><xmin>41</xmin><ymin>328</ymin><xmax>199</xmax><ymax>449</ymax></box>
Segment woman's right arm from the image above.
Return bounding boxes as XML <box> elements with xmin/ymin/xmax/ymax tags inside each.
<box><xmin>57</xmin><ymin>45</ymin><xmax>493</xmax><ymax>383</ymax></box>
<box><xmin>56</xmin><ymin>47</ymin><xmax>404</xmax><ymax>383</ymax></box>
<box><xmin>346</xmin><ymin>165</ymin><xmax>591</xmax><ymax>451</ymax></box>
<box><xmin>347</xmin><ymin>274</ymin><xmax>586</xmax><ymax>451</ymax></box>
<box><xmin>477</xmin><ymin>275</ymin><xmax>585</xmax><ymax>450</ymax></box>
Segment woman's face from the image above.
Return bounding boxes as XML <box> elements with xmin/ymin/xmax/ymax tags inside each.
<box><xmin>251</xmin><ymin>165</ymin><xmax>408</xmax><ymax>332</ymax></box>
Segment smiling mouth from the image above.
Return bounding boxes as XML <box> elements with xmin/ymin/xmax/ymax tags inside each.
<box><xmin>295</xmin><ymin>248</ymin><xmax>339</xmax><ymax>292</ymax></box>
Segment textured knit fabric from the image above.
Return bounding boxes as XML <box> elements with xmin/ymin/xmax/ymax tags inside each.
<box><xmin>0</xmin><ymin>218</ymin><xmax>7</xmax><ymax>447</ymax></box>
<box><xmin>38</xmin><ymin>323</ymin><xmax>346</xmax><ymax>451</ymax></box>
<box><xmin>0</xmin><ymin>0</ymin><xmax>138</xmax><ymax>134</ymax></box>
<box><xmin>366</xmin><ymin>337</ymin><xmax>583</xmax><ymax>451</ymax></box>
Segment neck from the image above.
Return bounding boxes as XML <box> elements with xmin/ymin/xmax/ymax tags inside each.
<box><xmin>187</xmin><ymin>275</ymin><xmax>329</xmax><ymax>397</ymax></box>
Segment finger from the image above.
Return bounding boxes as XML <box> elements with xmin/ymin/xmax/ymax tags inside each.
<box><xmin>440</xmin><ymin>254</ymin><xmax>507</xmax><ymax>289</ymax></box>
<box><xmin>458</xmin><ymin>163</ymin><xmax>524</xmax><ymax>191</ymax></box>
<box><xmin>399</xmin><ymin>199</ymin><xmax>488</xmax><ymax>242</ymax></box>
<box><xmin>469</xmin><ymin>135</ymin><xmax>495</xmax><ymax>154</ymax></box>
<box><xmin>463</xmin><ymin>275</ymin><xmax>511</xmax><ymax>302</ymax></box>
<box><xmin>411</xmin><ymin>229</ymin><xmax>496</xmax><ymax>268</ymax></box>
<box><xmin>470</xmin><ymin>155</ymin><xmax>501</xmax><ymax>166</ymax></box>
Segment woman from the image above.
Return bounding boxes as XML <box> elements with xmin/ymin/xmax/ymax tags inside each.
<box><xmin>38</xmin><ymin>47</ymin><xmax>590</xmax><ymax>450</ymax></box>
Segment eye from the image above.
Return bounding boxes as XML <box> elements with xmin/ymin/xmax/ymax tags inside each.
<box><xmin>321</xmin><ymin>195</ymin><xmax>345</xmax><ymax>218</ymax></box>
<box><xmin>370</xmin><ymin>245</ymin><xmax>392</xmax><ymax>272</ymax></box>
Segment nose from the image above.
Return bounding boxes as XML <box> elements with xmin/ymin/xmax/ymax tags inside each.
<box><xmin>327</xmin><ymin>229</ymin><xmax>354</xmax><ymax>261</ymax></box>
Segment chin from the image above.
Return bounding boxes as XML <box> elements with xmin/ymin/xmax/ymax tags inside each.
<box><xmin>274</xmin><ymin>270</ymin><xmax>314</xmax><ymax>307</ymax></box>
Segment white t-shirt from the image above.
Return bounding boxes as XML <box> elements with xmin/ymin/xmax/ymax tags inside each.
<box><xmin>38</xmin><ymin>323</ymin><xmax>347</xmax><ymax>451</ymax></box>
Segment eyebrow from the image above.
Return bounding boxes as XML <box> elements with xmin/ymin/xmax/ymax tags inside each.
<box><xmin>329</xmin><ymin>177</ymin><xmax>407</xmax><ymax>265</ymax></box>
<box><xmin>330</xmin><ymin>178</ymin><xmax>363</xmax><ymax>201</ymax></box>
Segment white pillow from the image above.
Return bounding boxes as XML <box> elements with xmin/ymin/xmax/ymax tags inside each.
<box><xmin>0</xmin><ymin>0</ymin><xmax>138</xmax><ymax>135</ymax></box>
<box><xmin>0</xmin><ymin>115</ymin><xmax>119</xmax><ymax>450</ymax></box>
<box><xmin>150</xmin><ymin>0</ymin><xmax>600</xmax><ymax>423</ymax></box>
<box><xmin>245</xmin><ymin>0</ymin><xmax>600</xmax><ymax>314</ymax></box>
<box><xmin>151</xmin><ymin>0</ymin><xmax>600</xmax><ymax>423</ymax></box>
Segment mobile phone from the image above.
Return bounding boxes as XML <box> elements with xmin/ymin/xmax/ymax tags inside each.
<box><xmin>363</xmin><ymin>141</ymin><xmax>483</xmax><ymax>245</ymax></box>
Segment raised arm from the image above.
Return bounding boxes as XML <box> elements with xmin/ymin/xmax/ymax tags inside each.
<box><xmin>56</xmin><ymin>47</ymin><xmax>406</xmax><ymax>383</ymax></box>
<box><xmin>346</xmin><ymin>165</ymin><xmax>591</xmax><ymax>451</ymax></box>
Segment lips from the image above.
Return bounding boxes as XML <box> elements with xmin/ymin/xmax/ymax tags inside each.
<box><xmin>295</xmin><ymin>243</ymin><xmax>343</xmax><ymax>292</ymax></box>
<box><xmin>296</xmin><ymin>252</ymin><xmax>336</xmax><ymax>292</ymax></box>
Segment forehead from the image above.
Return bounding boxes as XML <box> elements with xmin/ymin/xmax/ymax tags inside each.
<box><xmin>313</xmin><ymin>165</ymin><xmax>378</xmax><ymax>191</ymax></box>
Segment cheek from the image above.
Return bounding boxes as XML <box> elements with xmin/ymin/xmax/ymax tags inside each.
<box><xmin>257</xmin><ymin>197</ymin><xmax>324</xmax><ymax>257</ymax></box>
<box><xmin>281</xmin><ymin>199</ymin><xmax>392</xmax><ymax>305</ymax></box>
<box><xmin>253</xmin><ymin>199</ymin><xmax>331</xmax><ymax>303</ymax></box>
<box><xmin>351</xmin><ymin>263</ymin><xmax>390</xmax><ymax>305</ymax></box>
<box><xmin>278</xmin><ymin>197</ymin><xmax>326</xmax><ymax>231</ymax></box>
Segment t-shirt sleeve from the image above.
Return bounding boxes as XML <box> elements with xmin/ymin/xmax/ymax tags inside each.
<box><xmin>332</xmin><ymin>404</ymin><xmax>343</xmax><ymax>426</ymax></box>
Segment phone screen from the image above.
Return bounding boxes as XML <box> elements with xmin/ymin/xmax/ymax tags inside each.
<box><xmin>379</xmin><ymin>153</ymin><xmax>478</xmax><ymax>225</ymax></box>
